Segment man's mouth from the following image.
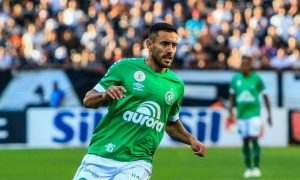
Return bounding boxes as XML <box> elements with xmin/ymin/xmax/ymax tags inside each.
<box><xmin>163</xmin><ymin>55</ymin><xmax>173</xmax><ymax>61</ymax></box>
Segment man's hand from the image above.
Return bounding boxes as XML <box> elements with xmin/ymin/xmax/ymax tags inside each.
<box><xmin>227</xmin><ymin>110</ymin><xmax>236</xmax><ymax>122</ymax></box>
<box><xmin>191</xmin><ymin>139</ymin><xmax>207</xmax><ymax>157</ymax></box>
<box><xmin>226</xmin><ymin>112</ymin><xmax>236</xmax><ymax>129</ymax></box>
<box><xmin>268</xmin><ymin>115</ymin><xmax>272</xmax><ymax>127</ymax></box>
<box><xmin>106</xmin><ymin>86</ymin><xmax>127</xmax><ymax>99</ymax></box>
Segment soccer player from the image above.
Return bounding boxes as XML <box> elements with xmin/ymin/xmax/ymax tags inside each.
<box><xmin>73</xmin><ymin>22</ymin><xmax>207</xmax><ymax>180</ymax></box>
<box><xmin>228</xmin><ymin>56</ymin><xmax>272</xmax><ymax>178</ymax></box>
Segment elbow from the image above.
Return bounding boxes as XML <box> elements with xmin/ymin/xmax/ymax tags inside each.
<box><xmin>83</xmin><ymin>97</ymin><xmax>94</xmax><ymax>108</ymax></box>
<box><xmin>165</xmin><ymin>124</ymin><xmax>174</xmax><ymax>137</ymax></box>
<box><xmin>83</xmin><ymin>97</ymin><xmax>90</xmax><ymax>108</ymax></box>
<box><xmin>83</xmin><ymin>97</ymin><xmax>101</xmax><ymax>109</ymax></box>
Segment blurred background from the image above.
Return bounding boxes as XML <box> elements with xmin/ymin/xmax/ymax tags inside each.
<box><xmin>0</xmin><ymin>0</ymin><xmax>299</xmax><ymax>179</ymax></box>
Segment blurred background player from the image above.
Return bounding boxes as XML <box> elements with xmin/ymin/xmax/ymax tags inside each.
<box><xmin>228</xmin><ymin>56</ymin><xmax>272</xmax><ymax>178</ymax></box>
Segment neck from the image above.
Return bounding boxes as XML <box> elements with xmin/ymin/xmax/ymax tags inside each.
<box><xmin>145</xmin><ymin>57</ymin><xmax>166</xmax><ymax>73</ymax></box>
<box><xmin>243</xmin><ymin>71</ymin><xmax>251</xmax><ymax>76</ymax></box>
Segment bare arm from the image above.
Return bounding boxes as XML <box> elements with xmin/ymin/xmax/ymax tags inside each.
<box><xmin>83</xmin><ymin>89</ymin><xmax>108</xmax><ymax>108</ymax></box>
<box><xmin>228</xmin><ymin>94</ymin><xmax>236</xmax><ymax>121</ymax></box>
<box><xmin>166</xmin><ymin>120</ymin><xmax>207</xmax><ymax>157</ymax></box>
<box><xmin>263</xmin><ymin>94</ymin><xmax>272</xmax><ymax>126</ymax></box>
<box><xmin>83</xmin><ymin>86</ymin><xmax>127</xmax><ymax>108</ymax></box>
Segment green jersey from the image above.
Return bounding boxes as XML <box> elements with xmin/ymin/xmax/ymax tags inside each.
<box><xmin>229</xmin><ymin>72</ymin><xmax>265</xmax><ymax>119</ymax></box>
<box><xmin>88</xmin><ymin>58</ymin><xmax>184</xmax><ymax>163</ymax></box>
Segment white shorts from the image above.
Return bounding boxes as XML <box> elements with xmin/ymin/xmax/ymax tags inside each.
<box><xmin>237</xmin><ymin>116</ymin><xmax>263</xmax><ymax>138</ymax></box>
<box><xmin>73</xmin><ymin>154</ymin><xmax>152</xmax><ymax>180</ymax></box>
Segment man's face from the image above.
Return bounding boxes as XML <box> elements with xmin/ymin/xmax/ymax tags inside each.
<box><xmin>149</xmin><ymin>31</ymin><xmax>178</xmax><ymax>68</ymax></box>
<box><xmin>241</xmin><ymin>58</ymin><xmax>252</xmax><ymax>73</ymax></box>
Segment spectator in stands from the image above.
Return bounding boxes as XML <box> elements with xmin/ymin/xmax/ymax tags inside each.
<box><xmin>270</xmin><ymin>5</ymin><xmax>294</xmax><ymax>42</ymax></box>
<box><xmin>229</xmin><ymin>29</ymin><xmax>243</xmax><ymax>49</ymax></box>
<box><xmin>0</xmin><ymin>46</ymin><xmax>14</xmax><ymax>71</ymax></box>
<box><xmin>62</xmin><ymin>0</ymin><xmax>84</xmax><ymax>28</ymax></box>
<box><xmin>289</xmin><ymin>49</ymin><xmax>300</xmax><ymax>79</ymax></box>
<box><xmin>286</xmin><ymin>37</ymin><xmax>298</xmax><ymax>55</ymax></box>
<box><xmin>228</xmin><ymin>48</ymin><xmax>242</xmax><ymax>70</ymax></box>
<box><xmin>198</xmin><ymin>26</ymin><xmax>214</xmax><ymax>51</ymax></box>
<box><xmin>212</xmin><ymin>1</ymin><xmax>232</xmax><ymax>25</ymax></box>
<box><xmin>239</xmin><ymin>34</ymin><xmax>261</xmax><ymax>69</ymax></box>
<box><xmin>288</xmin><ymin>15</ymin><xmax>300</xmax><ymax>46</ymax></box>
<box><xmin>190</xmin><ymin>42</ymin><xmax>209</xmax><ymax>68</ymax></box>
<box><xmin>0</xmin><ymin>0</ymin><xmax>299</xmax><ymax>71</ymax></box>
<box><xmin>50</xmin><ymin>81</ymin><xmax>65</xmax><ymax>108</ymax></box>
<box><xmin>173</xmin><ymin>2</ymin><xmax>185</xmax><ymax>28</ymax></box>
<box><xmin>231</xmin><ymin>9</ymin><xmax>246</xmax><ymax>33</ymax></box>
<box><xmin>152</xmin><ymin>1</ymin><xmax>164</xmax><ymax>22</ymax></box>
<box><xmin>260</xmin><ymin>35</ymin><xmax>278</xmax><ymax>60</ymax></box>
<box><xmin>260</xmin><ymin>35</ymin><xmax>278</xmax><ymax>69</ymax></box>
<box><xmin>270</xmin><ymin>47</ymin><xmax>290</xmax><ymax>70</ymax></box>
<box><xmin>287</xmin><ymin>0</ymin><xmax>299</xmax><ymax>16</ymax></box>
<box><xmin>175</xmin><ymin>27</ymin><xmax>193</xmax><ymax>68</ymax></box>
<box><xmin>185</xmin><ymin>8</ymin><xmax>205</xmax><ymax>43</ymax></box>
<box><xmin>80</xmin><ymin>23</ymin><xmax>97</xmax><ymax>48</ymax></box>
<box><xmin>288</xmin><ymin>49</ymin><xmax>300</xmax><ymax>69</ymax></box>
<box><xmin>249</xmin><ymin>6</ymin><xmax>268</xmax><ymax>45</ymax></box>
<box><xmin>132</xmin><ymin>42</ymin><xmax>142</xmax><ymax>58</ymax></box>
<box><xmin>266</xmin><ymin>26</ymin><xmax>283</xmax><ymax>48</ymax></box>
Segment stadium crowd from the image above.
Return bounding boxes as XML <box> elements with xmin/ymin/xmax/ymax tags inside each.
<box><xmin>0</xmin><ymin>0</ymin><xmax>299</xmax><ymax>73</ymax></box>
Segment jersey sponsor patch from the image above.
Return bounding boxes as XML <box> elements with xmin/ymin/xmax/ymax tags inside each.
<box><xmin>133</xmin><ymin>82</ymin><xmax>144</xmax><ymax>91</ymax></box>
<box><xmin>122</xmin><ymin>101</ymin><xmax>164</xmax><ymax>132</ymax></box>
<box><xmin>237</xmin><ymin>91</ymin><xmax>255</xmax><ymax>102</ymax></box>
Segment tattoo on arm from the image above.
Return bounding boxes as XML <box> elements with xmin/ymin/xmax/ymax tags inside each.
<box><xmin>166</xmin><ymin>120</ymin><xmax>193</xmax><ymax>145</ymax></box>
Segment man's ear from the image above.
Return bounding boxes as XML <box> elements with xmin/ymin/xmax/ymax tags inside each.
<box><xmin>146</xmin><ymin>39</ymin><xmax>153</xmax><ymax>51</ymax></box>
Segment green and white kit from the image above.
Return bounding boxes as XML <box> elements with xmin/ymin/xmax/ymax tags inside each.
<box><xmin>89</xmin><ymin>58</ymin><xmax>184</xmax><ymax>164</ymax></box>
<box><xmin>229</xmin><ymin>72</ymin><xmax>265</xmax><ymax>119</ymax></box>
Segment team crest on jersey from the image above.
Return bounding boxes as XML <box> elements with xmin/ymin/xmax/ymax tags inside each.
<box><xmin>105</xmin><ymin>143</ymin><xmax>115</xmax><ymax>152</ymax></box>
<box><xmin>165</xmin><ymin>89</ymin><xmax>175</xmax><ymax>105</ymax></box>
<box><xmin>134</xmin><ymin>71</ymin><xmax>146</xmax><ymax>82</ymax></box>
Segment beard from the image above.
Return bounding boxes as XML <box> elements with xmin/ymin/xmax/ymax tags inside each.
<box><xmin>151</xmin><ymin>52</ymin><xmax>173</xmax><ymax>69</ymax></box>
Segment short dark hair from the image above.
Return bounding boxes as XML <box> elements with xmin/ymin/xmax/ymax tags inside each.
<box><xmin>241</xmin><ymin>55</ymin><xmax>252</xmax><ymax>62</ymax></box>
<box><xmin>149</xmin><ymin>22</ymin><xmax>177</xmax><ymax>40</ymax></box>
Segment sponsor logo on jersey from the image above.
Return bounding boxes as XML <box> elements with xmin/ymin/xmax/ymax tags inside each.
<box><xmin>165</xmin><ymin>89</ymin><xmax>175</xmax><ymax>105</ymax></box>
<box><xmin>134</xmin><ymin>71</ymin><xmax>146</xmax><ymax>82</ymax></box>
<box><xmin>83</xmin><ymin>168</ymin><xmax>100</xmax><ymax>178</ymax></box>
<box><xmin>237</xmin><ymin>91</ymin><xmax>255</xmax><ymax>102</ymax></box>
<box><xmin>122</xmin><ymin>101</ymin><xmax>164</xmax><ymax>132</ymax></box>
<box><xmin>133</xmin><ymin>82</ymin><xmax>144</xmax><ymax>91</ymax></box>
<box><xmin>131</xmin><ymin>173</ymin><xmax>142</xmax><ymax>180</ymax></box>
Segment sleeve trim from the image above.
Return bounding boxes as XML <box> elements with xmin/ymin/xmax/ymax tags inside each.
<box><xmin>261</xmin><ymin>89</ymin><xmax>267</xmax><ymax>95</ymax></box>
<box><xmin>94</xmin><ymin>84</ymin><xmax>106</xmax><ymax>93</ymax></box>
<box><xmin>168</xmin><ymin>113</ymin><xmax>179</xmax><ymax>122</ymax></box>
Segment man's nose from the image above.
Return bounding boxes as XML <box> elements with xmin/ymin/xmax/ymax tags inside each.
<box><xmin>166</xmin><ymin>44</ymin><xmax>175</xmax><ymax>53</ymax></box>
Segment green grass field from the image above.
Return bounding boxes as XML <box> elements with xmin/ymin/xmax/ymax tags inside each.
<box><xmin>0</xmin><ymin>147</ymin><xmax>299</xmax><ymax>180</ymax></box>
